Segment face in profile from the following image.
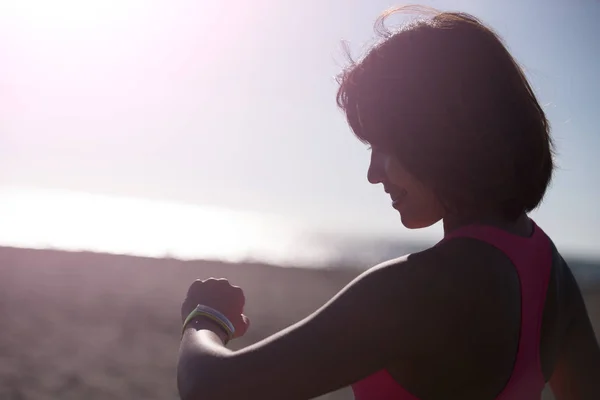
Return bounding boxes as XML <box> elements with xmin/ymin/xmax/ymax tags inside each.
<box><xmin>367</xmin><ymin>146</ymin><xmax>445</xmax><ymax>229</ymax></box>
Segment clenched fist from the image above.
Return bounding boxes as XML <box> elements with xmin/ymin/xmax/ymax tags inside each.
<box><xmin>181</xmin><ymin>278</ymin><xmax>250</xmax><ymax>340</ymax></box>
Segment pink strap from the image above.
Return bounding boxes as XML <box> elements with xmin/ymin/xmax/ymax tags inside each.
<box><xmin>438</xmin><ymin>221</ymin><xmax>551</xmax><ymax>397</ymax></box>
<box><xmin>352</xmin><ymin>220</ymin><xmax>552</xmax><ymax>400</ymax></box>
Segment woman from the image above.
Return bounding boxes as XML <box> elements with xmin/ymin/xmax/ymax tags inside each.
<box><xmin>177</xmin><ymin>7</ymin><xmax>600</xmax><ymax>400</ymax></box>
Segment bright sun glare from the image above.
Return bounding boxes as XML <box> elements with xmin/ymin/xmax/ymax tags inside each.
<box><xmin>0</xmin><ymin>1</ymin><xmax>334</xmax><ymax>266</ymax></box>
<box><xmin>0</xmin><ymin>187</ymin><xmax>299</xmax><ymax>263</ymax></box>
<box><xmin>5</xmin><ymin>0</ymin><xmax>136</xmax><ymax>28</ymax></box>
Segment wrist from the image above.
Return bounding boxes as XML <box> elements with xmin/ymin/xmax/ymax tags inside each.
<box><xmin>181</xmin><ymin>304</ymin><xmax>236</xmax><ymax>344</ymax></box>
<box><xmin>183</xmin><ymin>316</ymin><xmax>230</xmax><ymax>345</ymax></box>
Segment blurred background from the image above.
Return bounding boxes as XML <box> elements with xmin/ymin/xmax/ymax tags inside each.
<box><xmin>0</xmin><ymin>0</ymin><xmax>598</xmax><ymax>399</ymax></box>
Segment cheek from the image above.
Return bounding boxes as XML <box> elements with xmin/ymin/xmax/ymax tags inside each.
<box><xmin>384</xmin><ymin>158</ymin><xmax>412</xmax><ymax>186</ymax></box>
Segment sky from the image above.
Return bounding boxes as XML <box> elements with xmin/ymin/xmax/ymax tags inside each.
<box><xmin>1</xmin><ymin>0</ymin><xmax>599</xmax><ymax>261</ymax></box>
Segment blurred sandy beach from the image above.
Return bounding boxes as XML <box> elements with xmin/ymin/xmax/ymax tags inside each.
<box><xmin>1</xmin><ymin>246</ymin><xmax>598</xmax><ymax>400</ymax></box>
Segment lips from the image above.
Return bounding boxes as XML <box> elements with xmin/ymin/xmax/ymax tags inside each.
<box><xmin>392</xmin><ymin>194</ymin><xmax>407</xmax><ymax>205</ymax></box>
<box><xmin>386</xmin><ymin>187</ymin><xmax>408</xmax><ymax>204</ymax></box>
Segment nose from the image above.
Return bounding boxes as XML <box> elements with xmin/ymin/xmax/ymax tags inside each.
<box><xmin>367</xmin><ymin>152</ymin><xmax>385</xmax><ymax>184</ymax></box>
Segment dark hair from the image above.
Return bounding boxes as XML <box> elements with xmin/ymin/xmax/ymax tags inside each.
<box><xmin>336</xmin><ymin>6</ymin><xmax>555</xmax><ymax>220</ymax></box>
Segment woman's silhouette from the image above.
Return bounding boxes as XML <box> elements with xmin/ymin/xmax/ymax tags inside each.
<box><xmin>177</xmin><ymin>6</ymin><xmax>600</xmax><ymax>400</ymax></box>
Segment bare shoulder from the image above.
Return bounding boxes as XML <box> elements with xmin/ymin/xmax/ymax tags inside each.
<box><xmin>352</xmin><ymin>237</ymin><xmax>521</xmax><ymax>350</ymax></box>
<box><xmin>365</xmin><ymin>236</ymin><xmax>521</xmax><ymax>303</ymax></box>
<box><xmin>412</xmin><ymin>236</ymin><xmax>522</xmax><ymax>334</ymax></box>
<box><xmin>376</xmin><ymin>238</ymin><xmax>523</xmax><ymax>398</ymax></box>
<box><xmin>549</xmin><ymin>247</ymin><xmax>600</xmax><ymax>398</ymax></box>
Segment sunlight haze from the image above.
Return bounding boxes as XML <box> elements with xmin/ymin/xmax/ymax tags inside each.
<box><xmin>1</xmin><ymin>0</ymin><xmax>599</xmax><ymax>262</ymax></box>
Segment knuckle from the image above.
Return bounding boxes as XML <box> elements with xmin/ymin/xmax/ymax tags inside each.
<box><xmin>187</xmin><ymin>279</ymin><xmax>204</xmax><ymax>293</ymax></box>
<box><xmin>233</xmin><ymin>286</ymin><xmax>245</xmax><ymax>304</ymax></box>
<box><xmin>234</xmin><ymin>285</ymin><xmax>244</xmax><ymax>297</ymax></box>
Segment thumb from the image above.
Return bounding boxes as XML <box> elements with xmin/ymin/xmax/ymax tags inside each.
<box><xmin>235</xmin><ymin>314</ymin><xmax>250</xmax><ymax>338</ymax></box>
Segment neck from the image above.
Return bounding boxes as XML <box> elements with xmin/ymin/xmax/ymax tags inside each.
<box><xmin>443</xmin><ymin>212</ymin><xmax>532</xmax><ymax>237</ymax></box>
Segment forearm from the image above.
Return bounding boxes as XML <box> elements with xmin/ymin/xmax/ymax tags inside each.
<box><xmin>177</xmin><ymin>320</ymin><xmax>234</xmax><ymax>400</ymax></box>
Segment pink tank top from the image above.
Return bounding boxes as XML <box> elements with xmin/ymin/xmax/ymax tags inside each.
<box><xmin>351</xmin><ymin>220</ymin><xmax>552</xmax><ymax>400</ymax></box>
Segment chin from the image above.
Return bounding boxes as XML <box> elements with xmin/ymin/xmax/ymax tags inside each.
<box><xmin>399</xmin><ymin>213</ymin><xmax>440</xmax><ymax>229</ymax></box>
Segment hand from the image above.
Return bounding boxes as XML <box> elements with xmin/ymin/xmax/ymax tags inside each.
<box><xmin>181</xmin><ymin>278</ymin><xmax>250</xmax><ymax>339</ymax></box>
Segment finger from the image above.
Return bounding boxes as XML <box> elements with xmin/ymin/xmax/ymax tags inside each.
<box><xmin>203</xmin><ymin>278</ymin><xmax>229</xmax><ymax>287</ymax></box>
<box><xmin>186</xmin><ymin>279</ymin><xmax>204</xmax><ymax>297</ymax></box>
<box><xmin>231</xmin><ymin>285</ymin><xmax>246</xmax><ymax>309</ymax></box>
<box><xmin>236</xmin><ymin>314</ymin><xmax>250</xmax><ymax>338</ymax></box>
<box><xmin>187</xmin><ymin>278</ymin><xmax>226</xmax><ymax>295</ymax></box>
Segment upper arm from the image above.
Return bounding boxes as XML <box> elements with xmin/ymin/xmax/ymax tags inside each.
<box><xmin>550</xmin><ymin>265</ymin><xmax>600</xmax><ymax>400</ymax></box>
<box><xmin>181</xmin><ymin>254</ymin><xmax>464</xmax><ymax>400</ymax></box>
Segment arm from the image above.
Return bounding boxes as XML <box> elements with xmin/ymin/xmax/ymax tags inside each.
<box><xmin>550</xmin><ymin>266</ymin><xmax>600</xmax><ymax>400</ymax></box>
<box><xmin>177</xmin><ymin>254</ymin><xmax>458</xmax><ymax>400</ymax></box>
